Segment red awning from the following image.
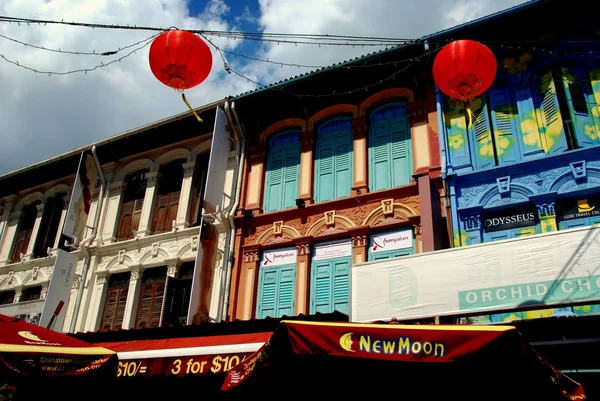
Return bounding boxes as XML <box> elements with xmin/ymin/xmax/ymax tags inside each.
<box><xmin>222</xmin><ymin>321</ymin><xmax>586</xmax><ymax>400</ymax></box>
<box><xmin>94</xmin><ymin>332</ymin><xmax>271</xmax><ymax>379</ymax></box>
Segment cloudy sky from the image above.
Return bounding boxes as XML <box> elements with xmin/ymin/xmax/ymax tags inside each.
<box><xmin>0</xmin><ymin>0</ymin><xmax>528</xmax><ymax>175</ymax></box>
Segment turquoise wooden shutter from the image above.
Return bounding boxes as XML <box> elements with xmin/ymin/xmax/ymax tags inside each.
<box><xmin>444</xmin><ymin>98</ymin><xmax>473</xmax><ymax>171</ymax></box>
<box><xmin>264</xmin><ymin>147</ymin><xmax>285</xmax><ymax>212</ymax></box>
<box><xmin>390</xmin><ymin>116</ymin><xmax>411</xmax><ymax>187</ymax></box>
<box><xmin>264</xmin><ymin>132</ymin><xmax>300</xmax><ymax>212</ymax></box>
<box><xmin>256</xmin><ymin>268</ymin><xmax>278</xmax><ymax>319</ymax></box>
<box><xmin>311</xmin><ymin>260</ymin><xmax>332</xmax><ymax>313</ymax></box>
<box><xmin>369</xmin><ymin>123</ymin><xmax>391</xmax><ymax>192</ymax></box>
<box><xmin>256</xmin><ymin>264</ymin><xmax>296</xmax><ymax>319</ymax></box>
<box><xmin>276</xmin><ymin>265</ymin><xmax>295</xmax><ymax>317</ymax></box>
<box><xmin>488</xmin><ymin>89</ymin><xmax>521</xmax><ymax>165</ymax></box>
<box><xmin>468</xmin><ymin>97</ymin><xmax>495</xmax><ymax>170</ymax></box>
<box><xmin>514</xmin><ymin>86</ymin><xmax>545</xmax><ymax>158</ymax></box>
<box><xmin>334</xmin><ymin>130</ymin><xmax>353</xmax><ymax>200</ymax></box>
<box><xmin>537</xmin><ymin>72</ymin><xmax>567</xmax><ymax>154</ymax></box>
<box><xmin>332</xmin><ymin>259</ymin><xmax>350</xmax><ymax>314</ymax></box>
<box><xmin>282</xmin><ymin>146</ymin><xmax>300</xmax><ymax>209</ymax></box>
<box><xmin>310</xmin><ymin>258</ymin><xmax>350</xmax><ymax>314</ymax></box>
<box><xmin>561</xmin><ymin>67</ymin><xmax>600</xmax><ymax>147</ymax></box>
<box><xmin>315</xmin><ymin>135</ymin><xmax>335</xmax><ymax>202</ymax></box>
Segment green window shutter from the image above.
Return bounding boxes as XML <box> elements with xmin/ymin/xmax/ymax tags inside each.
<box><xmin>264</xmin><ymin>148</ymin><xmax>285</xmax><ymax>212</ymax></box>
<box><xmin>256</xmin><ymin>264</ymin><xmax>296</xmax><ymax>319</ymax></box>
<box><xmin>310</xmin><ymin>257</ymin><xmax>351</xmax><ymax>315</ymax></box>
<box><xmin>561</xmin><ymin>67</ymin><xmax>599</xmax><ymax>147</ymax></box>
<box><xmin>468</xmin><ymin>97</ymin><xmax>495</xmax><ymax>170</ymax></box>
<box><xmin>315</xmin><ymin>136</ymin><xmax>335</xmax><ymax>202</ymax></box>
<box><xmin>390</xmin><ymin>117</ymin><xmax>412</xmax><ymax>187</ymax></box>
<box><xmin>444</xmin><ymin>98</ymin><xmax>472</xmax><ymax>170</ymax></box>
<box><xmin>514</xmin><ymin>86</ymin><xmax>545</xmax><ymax>158</ymax></box>
<box><xmin>277</xmin><ymin>265</ymin><xmax>296</xmax><ymax>317</ymax></box>
<box><xmin>537</xmin><ymin>71</ymin><xmax>567</xmax><ymax>154</ymax></box>
<box><xmin>332</xmin><ymin>258</ymin><xmax>351</xmax><ymax>314</ymax></box>
<box><xmin>311</xmin><ymin>260</ymin><xmax>332</xmax><ymax>314</ymax></box>
<box><xmin>334</xmin><ymin>131</ymin><xmax>353</xmax><ymax>199</ymax></box>
<box><xmin>488</xmin><ymin>89</ymin><xmax>521</xmax><ymax>165</ymax></box>
<box><xmin>369</xmin><ymin>124</ymin><xmax>391</xmax><ymax>191</ymax></box>
<box><xmin>282</xmin><ymin>147</ymin><xmax>300</xmax><ymax>209</ymax></box>
<box><xmin>256</xmin><ymin>268</ymin><xmax>277</xmax><ymax>319</ymax></box>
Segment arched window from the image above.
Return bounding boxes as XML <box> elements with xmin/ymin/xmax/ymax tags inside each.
<box><xmin>152</xmin><ymin>159</ymin><xmax>185</xmax><ymax>234</ymax></box>
<box><xmin>191</xmin><ymin>152</ymin><xmax>210</xmax><ymax>227</ymax></box>
<box><xmin>314</xmin><ymin>117</ymin><xmax>353</xmax><ymax>202</ymax></box>
<box><xmin>368</xmin><ymin>103</ymin><xmax>412</xmax><ymax>192</ymax></box>
<box><xmin>263</xmin><ymin>130</ymin><xmax>300</xmax><ymax>212</ymax></box>
<box><xmin>117</xmin><ymin>169</ymin><xmax>148</xmax><ymax>241</ymax></box>
<box><xmin>11</xmin><ymin>201</ymin><xmax>40</xmax><ymax>263</ymax></box>
<box><xmin>33</xmin><ymin>192</ymin><xmax>66</xmax><ymax>258</ymax></box>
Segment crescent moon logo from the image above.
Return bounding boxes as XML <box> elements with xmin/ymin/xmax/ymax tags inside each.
<box><xmin>18</xmin><ymin>331</ymin><xmax>47</xmax><ymax>342</ymax></box>
<box><xmin>339</xmin><ymin>332</ymin><xmax>355</xmax><ymax>352</ymax></box>
<box><xmin>372</xmin><ymin>237</ymin><xmax>384</xmax><ymax>251</ymax></box>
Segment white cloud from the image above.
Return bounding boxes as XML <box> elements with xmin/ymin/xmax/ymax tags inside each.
<box><xmin>0</xmin><ymin>0</ymin><xmax>528</xmax><ymax>174</ymax></box>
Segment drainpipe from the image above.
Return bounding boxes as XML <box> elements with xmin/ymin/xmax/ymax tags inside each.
<box><xmin>220</xmin><ymin>100</ymin><xmax>246</xmax><ymax>322</ymax></box>
<box><xmin>68</xmin><ymin>145</ymin><xmax>106</xmax><ymax>333</ymax></box>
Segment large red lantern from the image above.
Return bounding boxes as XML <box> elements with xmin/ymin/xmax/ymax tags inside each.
<box><xmin>432</xmin><ymin>40</ymin><xmax>497</xmax><ymax>101</ymax></box>
<box><xmin>149</xmin><ymin>30</ymin><xmax>212</xmax><ymax>91</ymax></box>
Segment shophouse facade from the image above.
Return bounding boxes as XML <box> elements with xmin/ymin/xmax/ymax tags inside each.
<box><xmin>0</xmin><ymin>101</ymin><xmax>241</xmax><ymax>332</ymax></box>
<box><xmin>225</xmin><ymin>46</ymin><xmax>450</xmax><ymax>321</ymax></box>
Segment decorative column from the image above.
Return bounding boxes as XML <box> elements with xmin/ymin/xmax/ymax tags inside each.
<box><xmin>23</xmin><ymin>203</ymin><xmax>46</xmax><ymax>260</ymax></box>
<box><xmin>298</xmin><ymin>131</ymin><xmax>315</xmax><ymax>205</ymax></box>
<box><xmin>122</xmin><ymin>267</ymin><xmax>144</xmax><ymax>330</ymax></box>
<box><xmin>85</xmin><ymin>274</ymin><xmax>109</xmax><ymax>332</ymax></box>
<box><xmin>244</xmin><ymin>145</ymin><xmax>267</xmax><ymax>213</ymax></box>
<box><xmin>137</xmin><ymin>172</ymin><xmax>160</xmax><ymax>237</ymax></box>
<box><xmin>40</xmin><ymin>284</ymin><xmax>49</xmax><ymax>300</ymax></box>
<box><xmin>82</xmin><ymin>185</ymin><xmax>101</xmax><ymax>243</ymax></box>
<box><xmin>460</xmin><ymin>213</ymin><xmax>483</xmax><ymax>247</ymax></box>
<box><xmin>349</xmin><ymin>226</ymin><xmax>369</xmax><ymax>264</ymax></box>
<box><xmin>52</xmin><ymin>195</ymin><xmax>71</xmax><ymax>251</ymax></box>
<box><xmin>414</xmin><ymin>223</ymin><xmax>423</xmax><ymax>253</ymax></box>
<box><xmin>101</xmin><ymin>182</ymin><xmax>127</xmax><ymax>244</ymax></box>
<box><xmin>407</xmin><ymin>102</ymin><xmax>431</xmax><ymax>174</ymax></box>
<box><xmin>237</xmin><ymin>245</ymin><xmax>261</xmax><ymax>320</ymax></box>
<box><xmin>0</xmin><ymin>211</ymin><xmax>22</xmax><ymax>264</ymax></box>
<box><xmin>0</xmin><ymin>195</ymin><xmax>19</xmax><ymax>264</ymax></box>
<box><xmin>176</xmin><ymin>161</ymin><xmax>197</xmax><ymax>230</ymax></box>
<box><xmin>13</xmin><ymin>288</ymin><xmax>23</xmax><ymax>303</ymax></box>
<box><xmin>167</xmin><ymin>262</ymin><xmax>181</xmax><ymax>279</ymax></box>
<box><xmin>416</xmin><ymin>173</ymin><xmax>436</xmax><ymax>252</ymax></box>
<box><xmin>536</xmin><ymin>202</ymin><xmax>558</xmax><ymax>233</ymax></box>
<box><xmin>351</xmin><ymin>117</ymin><xmax>368</xmax><ymax>195</ymax></box>
<box><xmin>294</xmin><ymin>237</ymin><xmax>312</xmax><ymax>315</ymax></box>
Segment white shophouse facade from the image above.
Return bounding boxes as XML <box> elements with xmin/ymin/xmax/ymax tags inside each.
<box><xmin>0</xmin><ymin>101</ymin><xmax>241</xmax><ymax>333</ymax></box>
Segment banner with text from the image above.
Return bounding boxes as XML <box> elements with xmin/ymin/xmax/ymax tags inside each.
<box><xmin>313</xmin><ymin>239</ymin><xmax>352</xmax><ymax>261</ymax></box>
<box><xmin>187</xmin><ymin>107</ymin><xmax>231</xmax><ymax>325</ymax></box>
<box><xmin>352</xmin><ymin>225</ymin><xmax>600</xmax><ymax>322</ymax></box>
<box><xmin>370</xmin><ymin>229</ymin><xmax>413</xmax><ymax>253</ymax></box>
<box><xmin>261</xmin><ymin>247</ymin><xmax>297</xmax><ymax>267</ymax></box>
<box><xmin>39</xmin><ymin>249</ymin><xmax>79</xmax><ymax>331</ymax></box>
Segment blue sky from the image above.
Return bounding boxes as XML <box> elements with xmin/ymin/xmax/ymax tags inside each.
<box><xmin>0</xmin><ymin>0</ymin><xmax>529</xmax><ymax>175</ymax></box>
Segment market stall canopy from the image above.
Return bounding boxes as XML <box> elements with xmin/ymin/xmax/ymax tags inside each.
<box><xmin>222</xmin><ymin>321</ymin><xmax>585</xmax><ymax>401</ymax></box>
<box><xmin>93</xmin><ymin>332</ymin><xmax>271</xmax><ymax>379</ymax></box>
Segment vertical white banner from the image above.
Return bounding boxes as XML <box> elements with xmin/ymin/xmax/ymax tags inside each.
<box><xmin>187</xmin><ymin>107</ymin><xmax>231</xmax><ymax>324</ymax></box>
<box><xmin>62</xmin><ymin>151</ymin><xmax>98</xmax><ymax>243</ymax></box>
<box><xmin>40</xmin><ymin>248</ymin><xmax>78</xmax><ymax>331</ymax></box>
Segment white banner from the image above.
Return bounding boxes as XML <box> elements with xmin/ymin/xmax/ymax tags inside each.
<box><xmin>313</xmin><ymin>239</ymin><xmax>352</xmax><ymax>261</ymax></box>
<box><xmin>261</xmin><ymin>247</ymin><xmax>297</xmax><ymax>267</ymax></box>
<box><xmin>62</xmin><ymin>151</ymin><xmax>98</xmax><ymax>242</ymax></box>
<box><xmin>351</xmin><ymin>225</ymin><xmax>600</xmax><ymax>322</ymax></box>
<box><xmin>370</xmin><ymin>229</ymin><xmax>413</xmax><ymax>253</ymax></box>
<box><xmin>40</xmin><ymin>249</ymin><xmax>78</xmax><ymax>331</ymax></box>
<box><xmin>187</xmin><ymin>107</ymin><xmax>231</xmax><ymax>325</ymax></box>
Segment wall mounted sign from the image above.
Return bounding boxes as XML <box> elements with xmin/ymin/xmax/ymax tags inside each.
<box><xmin>313</xmin><ymin>239</ymin><xmax>352</xmax><ymax>261</ymax></box>
<box><xmin>370</xmin><ymin>229</ymin><xmax>413</xmax><ymax>253</ymax></box>
<box><xmin>558</xmin><ymin>196</ymin><xmax>600</xmax><ymax>221</ymax></box>
<box><xmin>482</xmin><ymin>205</ymin><xmax>537</xmax><ymax>233</ymax></box>
<box><xmin>261</xmin><ymin>247</ymin><xmax>297</xmax><ymax>267</ymax></box>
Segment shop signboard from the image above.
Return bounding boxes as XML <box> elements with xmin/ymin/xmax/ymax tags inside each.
<box><xmin>313</xmin><ymin>239</ymin><xmax>352</xmax><ymax>261</ymax></box>
<box><xmin>370</xmin><ymin>229</ymin><xmax>413</xmax><ymax>253</ymax></box>
<box><xmin>558</xmin><ymin>196</ymin><xmax>600</xmax><ymax>221</ymax></box>
<box><xmin>261</xmin><ymin>247</ymin><xmax>297</xmax><ymax>267</ymax></box>
<box><xmin>351</xmin><ymin>225</ymin><xmax>600</xmax><ymax>322</ymax></box>
<box><xmin>481</xmin><ymin>204</ymin><xmax>538</xmax><ymax>233</ymax></box>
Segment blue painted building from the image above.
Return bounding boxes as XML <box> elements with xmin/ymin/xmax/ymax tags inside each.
<box><xmin>436</xmin><ymin>2</ymin><xmax>600</xmax><ymax>322</ymax></box>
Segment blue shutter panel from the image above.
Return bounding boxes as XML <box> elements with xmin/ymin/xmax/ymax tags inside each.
<box><xmin>469</xmin><ymin>99</ymin><xmax>495</xmax><ymax>170</ymax></box>
<box><xmin>315</xmin><ymin>136</ymin><xmax>335</xmax><ymax>202</ymax></box>
<box><xmin>370</xmin><ymin>124</ymin><xmax>391</xmax><ymax>192</ymax></box>
<box><xmin>332</xmin><ymin>259</ymin><xmax>350</xmax><ymax>314</ymax></box>
<box><xmin>257</xmin><ymin>269</ymin><xmax>278</xmax><ymax>319</ymax></box>
<box><xmin>514</xmin><ymin>87</ymin><xmax>545</xmax><ymax>158</ymax></box>
<box><xmin>264</xmin><ymin>148</ymin><xmax>285</xmax><ymax>212</ymax></box>
<box><xmin>277</xmin><ymin>266</ymin><xmax>295</xmax><ymax>317</ymax></box>
<box><xmin>488</xmin><ymin>89</ymin><xmax>521</xmax><ymax>164</ymax></box>
<box><xmin>334</xmin><ymin>132</ymin><xmax>353</xmax><ymax>199</ymax></box>
<box><xmin>562</xmin><ymin>67</ymin><xmax>600</xmax><ymax>147</ymax></box>
<box><xmin>537</xmin><ymin>72</ymin><xmax>567</xmax><ymax>154</ymax></box>
<box><xmin>282</xmin><ymin>147</ymin><xmax>300</xmax><ymax>209</ymax></box>
<box><xmin>312</xmin><ymin>261</ymin><xmax>332</xmax><ymax>313</ymax></box>
<box><xmin>390</xmin><ymin>118</ymin><xmax>411</xmax><ymax>187</ymax></box>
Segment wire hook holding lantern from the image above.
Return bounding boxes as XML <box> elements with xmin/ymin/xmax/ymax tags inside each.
<box><xmin>182</xmin><ymin>93</ymin><xmax>203</xmax><ymax>123</ymax></box>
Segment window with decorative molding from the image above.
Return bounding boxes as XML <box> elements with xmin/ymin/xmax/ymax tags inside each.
<box><xmin>135</xmin><ymin>266</ymin><xmax>167</xmax><ymax>329</ymax></box>
<box><xmin>117</xmin><ymin>169</ymin><xmax>148</xmax><ymax>241</ymax></box>
<box><xmin>0</xmin><ymin>290</ymin><xmax>15</xmax><ymax>305</ymax></box>
<box><xmin>152</xmin><ymin>159</ymin><xmax>185</xmax><ymax>234</ymax></box>
<box><xmin>191</xmin><ymin>152</ymin><xmax>210</xmax><ymax>227</ymax></box>
<box><xmin>10</xmin><ymin>201</ymin><xmax>39</xmax><ymax>263</ymax></box>
<box><xmin>33</xmin><ymin>193</ymin><xmax>66</xmax><ymax>258</ymax></box>
<box><xmin>263</xmin><ymin>130</ymin><xmax>300</xmax><ymax>212</ymax></box>
<box><xmin>100</xmin><ymin>272</ymin><xmax>130</xmax><ymax>331</ymax></box>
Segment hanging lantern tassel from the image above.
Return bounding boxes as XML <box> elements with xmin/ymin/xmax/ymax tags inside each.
<box><xmin>466</xmin><ymin>102</ymin><xmax>475</xmax><ymax>129</ymax></box>
<box><xmin>182</xmin><ymin>93</ymin><xmax>203</xmax><ymax>123</ymax></box>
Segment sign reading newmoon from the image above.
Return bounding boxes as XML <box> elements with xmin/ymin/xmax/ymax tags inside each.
<box><xmin>351</xmin><ymin>225</ymin><xmax>600</xmax><ymax>322</ymax></box>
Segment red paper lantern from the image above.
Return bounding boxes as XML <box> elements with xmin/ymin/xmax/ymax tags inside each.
<box><xmin>149</xmin><ymin>30</ymin><xmax>213</xmax><ymax>91</ymax></box>
<box><xmin>432</xmin><ymin>40</ymin><xmax>497</xmax><ymax>101</ymax></box>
